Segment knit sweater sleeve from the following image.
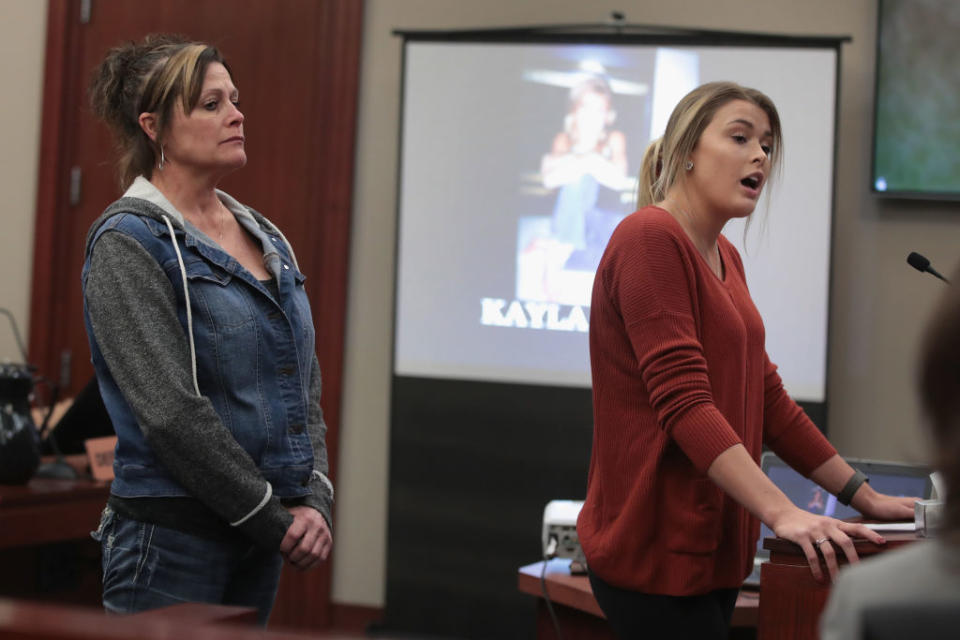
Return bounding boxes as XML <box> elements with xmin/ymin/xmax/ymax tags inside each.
<box><xmin>761</xmin><ymin>353</ymin><xmax>837</xmax><ymax>475</ymax></box>
<box><xmin>603</xmin><ymin>216</ymin><xmax>741</xmax><ymax>472</ymax></box>
<box><xmin>85</xmin><ymin>229</ymin><xmax>293</xmax><ymax>549</ymax></box>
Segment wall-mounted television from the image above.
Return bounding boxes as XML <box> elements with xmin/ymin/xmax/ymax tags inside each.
<box><xmin>873</xmin><ymin>0</ymin><xmax>960</xmax><ymax>200</ymax></box>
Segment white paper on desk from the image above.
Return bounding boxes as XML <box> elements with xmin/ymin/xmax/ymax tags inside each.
<box><xmin>863</xmin><ymin>522</ymin><xmax>916</xmax><ymax>532</ymax></box>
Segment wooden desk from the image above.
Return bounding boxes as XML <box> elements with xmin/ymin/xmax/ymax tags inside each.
<box><xmin>0</xmin><ymin>476</ymin><xmax>110</xmax><ymax>549</ymax></box>
<box><xmin>0</xmin><ymin>475</ymin><xmax>110</xmax><ymax>605</ymax></box>
<box><xmin>518</xmin><ymin>559</ymin><xmax>759</xmax><ymax>638</ymax></box>
<box><xmin>0</xmin><ymin>598</ymin><xmax>374</xmax><ymax>639</ymax></box>
<box><xmin>759</xmin><ymin>531</ymin><xmax>920</xmax><ymax>640</ymax></box>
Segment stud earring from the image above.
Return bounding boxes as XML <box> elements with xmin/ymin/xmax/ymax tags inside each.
<box><xmin>685</xmin><ymin>160</ymin><xmax>694</xmax><ymax>171</ymax></box>
<box><xmin>158</xmin><ymin>145</ymin><xmax>166</xmax><ymax>170</ymax></box>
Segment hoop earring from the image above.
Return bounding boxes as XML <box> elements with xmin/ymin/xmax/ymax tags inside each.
<box><xmin>158</xmin><ymin>145</ymin><xmax>166</xmax><ymax>171</ymax></box>
<box><xmin>685</xmin><ymin>160</ymin><xmax>694</xmax><ymax>171</ymax></box>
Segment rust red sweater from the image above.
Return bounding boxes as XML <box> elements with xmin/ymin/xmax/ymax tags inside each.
<box><xmin>577</xmin><ymin>206</ymin><xmax>836</xmax><ymax>595</ymax></box>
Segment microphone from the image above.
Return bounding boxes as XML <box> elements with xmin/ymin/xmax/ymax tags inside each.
<box><xmin>907</xmin><ymin>252</ymin><xmax>950</xmax><ymax>284</ymax></box>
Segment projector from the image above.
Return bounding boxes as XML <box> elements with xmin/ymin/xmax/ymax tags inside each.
<box><xmin>542</xmin><ymin>500</ymin><xmax>587</xmax><ymax>573</ymax></box>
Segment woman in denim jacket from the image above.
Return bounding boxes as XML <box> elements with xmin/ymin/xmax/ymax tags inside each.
<box><xmin>82</xmin><ymin>35</ymin><xmax>333</xmax><ymax>625</ymax></box>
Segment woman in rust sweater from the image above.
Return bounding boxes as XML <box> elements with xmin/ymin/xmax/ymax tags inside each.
<box><xmin>577</xmin><ymin>82</ymin><xmax>916</xmax><ymax>638</ymax></box>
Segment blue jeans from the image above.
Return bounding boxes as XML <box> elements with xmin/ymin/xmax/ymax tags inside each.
<box><xmin>92</xmin><ymin>507</ymin><xmax>283</xmax><ymax>626</ymax></box>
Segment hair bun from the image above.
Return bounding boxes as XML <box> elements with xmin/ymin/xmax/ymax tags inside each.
<box><xmin>89</xmin><ymin>34</ymin><xmax>190</xmax><ymax>135</ymax></box>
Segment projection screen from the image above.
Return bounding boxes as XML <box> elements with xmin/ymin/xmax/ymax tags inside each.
<box><xmin>394</xmin><ymin>40</ymin><xmax>837</xmax><ymax>404</ymax></box>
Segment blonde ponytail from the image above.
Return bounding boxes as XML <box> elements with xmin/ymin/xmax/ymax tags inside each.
<box><xmin>636</xmin><ymin>138</ymin><xmax>664</xmax><ymax>208</ymax></box>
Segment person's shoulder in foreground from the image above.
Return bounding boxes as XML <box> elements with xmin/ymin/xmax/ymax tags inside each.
<box><xmin>820</xmin><ymin>539</ymin><xmax>960</xmax><ymax>640</ymax></box>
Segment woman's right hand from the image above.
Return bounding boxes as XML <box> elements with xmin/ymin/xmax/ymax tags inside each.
<box><xmin>770</xmin><ymin>507</ymin><xmax>886</xmax><ymax>583</ymax></box>
<box><xmin>280</xmin><ymin>505</ymin><xmax>333</xmax><ymax>571</ymax></box>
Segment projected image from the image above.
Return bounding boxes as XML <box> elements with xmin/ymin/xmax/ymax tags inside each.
<box><xmin>517</xmin><ymin>71</ymin><xmax>631</xmax><ymax>305</ymax></box>
<box><xmin>515</xmin><ymin>54</ymin><xmax>698</xmax><ymax>306</ymax></box>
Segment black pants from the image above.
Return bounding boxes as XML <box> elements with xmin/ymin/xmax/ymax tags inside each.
<box><xmin>589</xmin><ymin>571</ymin><xmax>739</xmax><ymax>640</ymax></box>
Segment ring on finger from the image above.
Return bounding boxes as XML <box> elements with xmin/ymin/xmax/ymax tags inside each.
<box><xmin>814</xmin><ymin>537</ymin><xmax>829</xmax><ymax>546</ymax></box>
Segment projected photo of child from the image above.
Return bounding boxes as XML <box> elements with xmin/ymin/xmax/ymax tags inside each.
<box><xmin>517</xmin><ymin>63</ymin><xmax>646</xmax><ymax>306</ymax></box>
<box><xmin>544</xmin><ymin>74</ymin><xmax>627</xmax><ymax>266</ymax></box>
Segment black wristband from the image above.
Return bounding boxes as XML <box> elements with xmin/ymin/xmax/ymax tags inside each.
<box><xmin>837</xmin><ymin>469</ymin><xmax>869</xmax><ymax>506</ymax></box>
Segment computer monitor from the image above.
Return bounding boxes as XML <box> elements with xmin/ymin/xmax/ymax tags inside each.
<box><xmin>744</xmin><ymin>452</ymin><xmax>931</xmax><ymax>586</ymax></box>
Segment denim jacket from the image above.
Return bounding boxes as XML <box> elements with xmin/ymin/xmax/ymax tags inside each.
<box><xmin>81</xmin><ymin>178</ymin><xmax>332</xmax><ymax>547</ymax></box>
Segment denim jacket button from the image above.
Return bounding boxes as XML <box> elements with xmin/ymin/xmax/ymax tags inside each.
<box><xmin>289</xmin><ymin>424</ymin><xmax>305</xmax><ymax>435</ymax></box>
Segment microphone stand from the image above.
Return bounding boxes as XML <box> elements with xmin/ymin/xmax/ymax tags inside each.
<box><xmin>34</xmin><ymin>375</ymin><xmax>79</xmax><ymax>480</ymax></box>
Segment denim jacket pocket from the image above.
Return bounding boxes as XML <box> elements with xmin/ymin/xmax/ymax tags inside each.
<box><xmin>170</xmin><ymin>257</ymin><xmax>260</xmax><ymax>390</ymax></box>
<box><xmin>174</xmin><ymin>259</ymin><xmax>257</xmax><ymax>328</ymax></box>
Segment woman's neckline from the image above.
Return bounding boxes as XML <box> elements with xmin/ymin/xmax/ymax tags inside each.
<box><xmin>651</xmin><ymin>205</ymin><xmax>727</xmax><ymax>283</ymax></box>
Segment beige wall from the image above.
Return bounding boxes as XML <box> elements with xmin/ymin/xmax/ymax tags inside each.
<box><xmin>0</xmin><ymin>0</ymin><xmax>45</xmax><ymax>363</ymax></box>
<box><xmin>5</xmin><ymin>0</ymin><xmax>957</xmax><ymax>610</ymax></box>
<box><xmin>337</xmin><ymin>0</ymin><xmax>960</xmax><ymax>606</ymax></box>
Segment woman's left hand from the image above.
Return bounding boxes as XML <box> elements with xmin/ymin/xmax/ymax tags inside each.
<box><xmin>853</xmin><ymin>491</ymin><xmax>917</xmax><ymax>521</ymax></box>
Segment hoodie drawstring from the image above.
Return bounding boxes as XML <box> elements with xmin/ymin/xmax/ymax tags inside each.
<box><xmin>162</xmin><ymin>215</ymin><xmax>201</xmax><ymax>396</ymax></box>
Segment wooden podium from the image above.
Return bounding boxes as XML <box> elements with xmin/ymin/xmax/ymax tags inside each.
<box><xmin>758</xmin><ymin>531</ymin><xmax>920</xmax><ymax>640</ymax></box>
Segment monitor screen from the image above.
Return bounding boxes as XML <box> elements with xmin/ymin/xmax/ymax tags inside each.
<box><xmin>872</xmin><ymin>0</ymin><xmax>960</xmax><ymax>199</ymax></box>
